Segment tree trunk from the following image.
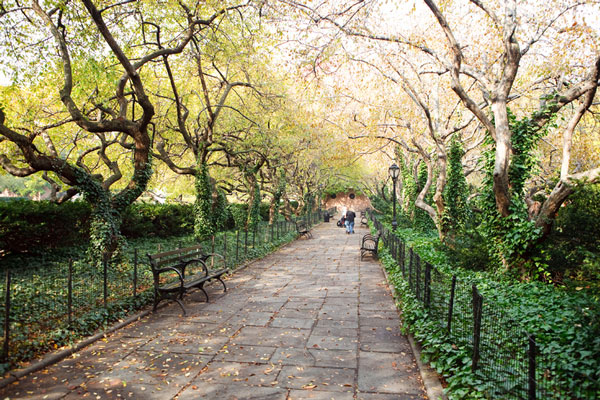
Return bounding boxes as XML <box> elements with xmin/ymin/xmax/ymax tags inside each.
<box><xmin>268</xmin><ymin>197</ymin><xmax>276</xmax><ymax>224</ymax></box>
<box><xmin>414</xmin><ymin>161</ymin><xmax>440</xmax><ymax>234</ymax></box>
<box><xmin>491</xmin><ymin>99</ymin><xmax>512</xmax><ymax>217</ymax></box>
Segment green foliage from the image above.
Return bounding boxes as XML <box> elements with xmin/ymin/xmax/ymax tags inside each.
<box><xmin>247</xmin><ymin>181</ymin><xmax>261</xmax><ymax>229</ymax></box>
<box><xmin>213</xmin><ymin>186</ymin><xmax>231</xmax><ymax>232</ymax></box>
<box><xmin>414</xmin><ymin>162</ymin><xmax>436</xmax><ymax>232</ymax></box>
<box><xmin>0</xmin><ymin>200</ymin><xmax>90</xmax><ymax>254</ymax></box>
<box><xmin>378</xmin><ymin>220</ymin><xmax>600</xmax><ymax>399</ymax></box>
<box><xmin>442</xmin><ymin>136</ymin><xmax>470</xmax><ymax>234</ymax></box>
<box><xmin>443</xmin><ymin>213</ymin><xmax>494</xmax><ymax>272</ymax></box>
<box><xmin>194</xmin><ymin>164</ymin><xmax>216</xmax><ymax>239</ymax></box>
<box><xmin>229</xmin><ymin>203</ymin><xmax>249</xmax><ymax>229</ymax></box>
<box><xmin>0</xmin><ymin>201</ymin><xmax>198</xmax><ymax>255</ymax></box>
<box><xmin>400</xmin><ymin>159</ymin><xmax>417</xmax><ymax>219</ymax></box>
<box><xmin>477</xmin><ymin>110</ymin><xmax>556</xmax><ymax>277</ymax></box>
<box><xmin>272</xmin><ymin>169</ymin><xmax>286</xmax><ymax>216</ymax></box>
<box><xmin>0</xmin><ymin>174</ymin><xmax>50</xmax><ymax>198</ymax></box>
<box><xmin>73</xmin><ymin>162</ymin><xmax>153</xmax><ymax>265</ymax></box>
<box><xmin>121</xmin><ymin>203</ymin><xmax>194</xmax><ymax>238</ymax></box>
<box><xmin>539</xmin><ymin>183</ymin><xmax>600</xmax><ymax>285</ymax></box>
<box><xmin>303</xmin><ymin>191</ymin><xmax>314</xmax><ymax>215</ymax></box>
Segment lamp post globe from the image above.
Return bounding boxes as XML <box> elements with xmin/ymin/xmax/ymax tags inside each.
<box><xmin>388</xmin><ymin>163</ymin><xmax>400</xmax><ymax>231</ymax></box>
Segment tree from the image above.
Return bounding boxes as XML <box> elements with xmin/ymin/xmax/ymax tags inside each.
<box><xmin>0</xmin><ymin>1</ymin><xmax>241</xmax><ymax>261</ymax></box>
<box><xmin>276</xmin><ymin>0</ymin><xmax>600</xmax><ymax>276</ymax></box>
<box><xmin>420</xmin><ymin>0</ymin><xmax>599</xmax><ymax>274</ymax></box>
<box><xmin>151</xmin><ymin>2</ymin><xmax>277</xmax><ymax>233</ymax></box>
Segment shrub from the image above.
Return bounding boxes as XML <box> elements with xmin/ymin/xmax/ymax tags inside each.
<box><xmin>537</xmin><ymin>183</ymin><xmax>600</xmax><ymax>284</ymax></box>
<box><xmin>0</xmin><ymin>200</ymin><xmax>90</xmax><ymax>254</ymax></box>
<box><xmin>121</xmin><ymin>203</ymin><xmax>194</xmax><ymax>238</ymax></box>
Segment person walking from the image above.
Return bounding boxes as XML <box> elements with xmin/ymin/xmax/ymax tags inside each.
<box><xmin>345</xmin><ymin>209</ymin><xmax>356</xmax><ymax>234</ymax></box>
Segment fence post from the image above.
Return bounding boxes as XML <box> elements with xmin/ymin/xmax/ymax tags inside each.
<box><xmin>400</xmin><ymin>241</ymin><xmax>405</xmax><ymax>277</ymax></box>
<box><xmin>424</xmin><ymin>263</ymin><xmax>431</xmax><ymax>308</ymax></box>
<box><xmin>528</xmin><ymin>333</ymin><xmax>536</xmax><ymax>400</ymax></box>
<box><xmin>2</xmin><ymin>268</ymin><xmax>11</xmax><ymax>362</ymax></box>
<box><xmin>416</xmin><ymin>254</ymin><xmax>421</xmax><ymax>300</ymax></box>
<box><xmin>244</xmin><ymin>228</ymin><xmax>248</xmax><ymax>259</ymax></box>
<box><xmin>408</xmin><ymin>248</ymin><xmax>414</xmax><ymax>290</ymax></box>
<box><xmin>133</xmin><ymin>249</ymin><xmax>138</xmax><ymax>298</ymax></box>
<box><xmin>68</xmin><ymin>259</ymin><xmax>73</xmax><ymax>326</ymax></box>
<box><xmin>236</xmin><ymin>229</ymin><xmax>240</xmax><ymax>263</ymax></box>
<box><xmin>211</xmin><ymin>235</ymin><xmax>215</xmax><ymax>254</ymax></box>
<box><xmin>472</xmin><ymin>285</ymin><xmax>483</xmax><ymax>371</ymax></box>
<box><xmin>223</xmin><ymin>232</ymin><xmax>228</xmax><ymax>268</ymax></box>
<box><xmin>447</xmin><ymin>275</ymin><xmax>457</xmax><ymax>333</ymax></box>
<box><xmin>103</xmin><ymin>255</ymin><xmax>108</xmax><ymax>308</ymax></box>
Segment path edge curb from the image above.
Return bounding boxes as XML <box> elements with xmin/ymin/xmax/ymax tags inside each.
<box><xmin>0</xmin><ymin>309</ymin><xmax>152</xmax><ymax>390</ymax></box>
<box><xmin>378</xmin><ymin>258</ymin><xmax>448</xmax><ymax>400</ymax></box>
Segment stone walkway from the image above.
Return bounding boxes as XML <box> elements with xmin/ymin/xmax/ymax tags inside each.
<box><xmin>1</xmin><ymin>220</ymin><xmax>428</xmax><ymax>399</ymax></box>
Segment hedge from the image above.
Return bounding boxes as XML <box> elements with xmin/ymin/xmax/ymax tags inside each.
<box><xmin>0</xmin><ymin>200</ymin><xmax>274</xmax><ymax>255</ymax></box>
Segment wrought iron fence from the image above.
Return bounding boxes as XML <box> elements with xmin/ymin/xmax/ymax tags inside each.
<box><xmin>368</xmin><ymin>210</ymin><xmax>599</xmax><ymax>400</ymax></box>
<box><xmin>0</xmin><ymin>210</ymin><xmax>323</xmax><ymax>365</ymax></box>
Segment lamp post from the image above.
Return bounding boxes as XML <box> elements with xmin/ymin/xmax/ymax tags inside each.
<box><xmin>389</xmin><ymin>163</ymin><xmax>400</xmax><ymax>231</ymax></box>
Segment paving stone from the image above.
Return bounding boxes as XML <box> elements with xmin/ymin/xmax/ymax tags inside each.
<box><xmin>196</xmin><ymin>361</ymin><xmax>282</xmax><ymax>386</ymax></box>
<box><xmin>359</xmin><ymin>301</ymin><xmax>399</xmax><ymax>312</ymax></box>
<box><xmin>307</xmin><ymin>335</ymin><xmax>358</xmax><ymax>351</ymax></box>
<box><xmin>359</xmin><ymin>315</ymin><xmax>401</xmax><ymax>328</ymax></box>
<box><xmin>278</xmin><ymin>366</ymin><xmax>355</xmax><ymax>392</ymax></box>
<box><xmin>357</xmin><ymin>392</ymin><xmax>426</xmax><ymax>400</ymax></box>
<box><xmin>288</xmin><ymin>389</ymin><xmax>355</xmax><ymax>399</ymax></box>
<box><xmin>315</xmin><ymin>318</ymin><xmax>358</xmax><ymax>329</ymax></box>
<box><xmin>178</xmin><ymin>382</ymin><xmax>288</xmax><ymax>400</ymax></box>
<box><xmin>358</xmin><ymin>351</ymin><xmax>424</xmax><ymax>394</ymax></box>
<box><xmin>270</xmin><ymin>347</ymin><xmax>316</xmax><ymax>366</ymax></box>
<box><xmin>227</xmin><ymin>311</ymin><xmax>275</xmax><ymax>326</ymax></box>
<box><xmin>235</xmin><ymin>326</ymin><xmax>311</xmax><ymax>347</ymax></box>
<box><xmin>214</xmin><ymin>344</ymin><xmax>277</xmax><ymax>363</ymax></box>
<box><xmin>359</xmin><ymin>339</ymin><xmax>412</xmax><ymax>353</ymax></box>
<box><xmin>278</xmin><ymin>308</ymin><xmax>319</xmax><ymax>319</ymax></box>
<box><xmin>310</xmin><ymin>349</ymin><xmax>358</xmax><ymax>368</ymax></box>
<box><xmin>270</xmin><ymin>317</ymin><xmax>315</xmax><ymax>329</ymax></box>
<box><xmin>318</xmin><ymin>309</ymin><xmax>359</xmax><ymax>322</ymax></box>
<box><xmin>286</xmin><ymin>297</ymin><xmax>325</xmax><ymax>310</ymax></box>
<box><xmin>311</xmin><ymin>326</ymin><xmax>358</xmax><ymax>339</ymax></box>
<box><xmin>360</xmin><ymin>325</ymin><xmax>404</xmax><ymax>343</ymax></box>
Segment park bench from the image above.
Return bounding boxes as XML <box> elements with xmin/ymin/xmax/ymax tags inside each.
<box><xmin>296</xmin><ymin>220</ymin><xmax>312</xmax><ymax>238</ymax></box>
<box><xmin>360</xmin><ymin>212</ymin><xmax>368</xmax><ymax>227</ymax></box>
<box><xmin>147</xmin><ymin>244</ymin><xmax>228</xmax><ymax>316</ymax></box>
<box><xmin>360</xmin><ymin>231</ymin><xmax>381</xmax><ymax>260</ymax></box>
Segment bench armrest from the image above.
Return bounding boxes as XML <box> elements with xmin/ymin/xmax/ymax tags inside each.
<box><xmin>153</xmin><ymin>265</ymin><xmax>186</xmax><ymax>287</ymax></box>
<box><xmin>201</xmin><ymin>253</ymin><xmax>227</xmax><ymax>272</ymax></box>
<box><xmin>183</xmin><ymin>258</ymin><xmax>209</xmax><ymax>277</ymax></box>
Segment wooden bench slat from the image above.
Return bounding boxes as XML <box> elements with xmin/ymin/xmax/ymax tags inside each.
<box><xmin>148</xmin><ymin>246</ymin><xmax>228</xmax><ymax>316</ymax></box>
<box><xmin>360</xmin><ymin>231</ymin><xmax>381</xmax><ymax>260</ymax></box>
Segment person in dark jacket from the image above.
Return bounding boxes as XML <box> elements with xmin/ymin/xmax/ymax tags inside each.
<box><xmin>345</xmin><ymin>210</ymin><xmax>356</xmax><ymax>234</ymax></box>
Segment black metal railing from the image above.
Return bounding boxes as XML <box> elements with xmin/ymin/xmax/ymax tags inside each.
<box><xmin>367</xmin><ymin>210</ymin><xmax>598</xmax><ymax>400</ymax></box>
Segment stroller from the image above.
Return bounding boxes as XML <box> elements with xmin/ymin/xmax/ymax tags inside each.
<box><xmin>336</xmin><ymin>216</ymin><xmax>346</xmax><ymax>228</ymax></box>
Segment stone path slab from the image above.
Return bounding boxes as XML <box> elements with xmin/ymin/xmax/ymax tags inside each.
<box><xmin>0</xmin><ymin>219</ymin><xmax>428</xmax><ymax>399</ymax></box>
